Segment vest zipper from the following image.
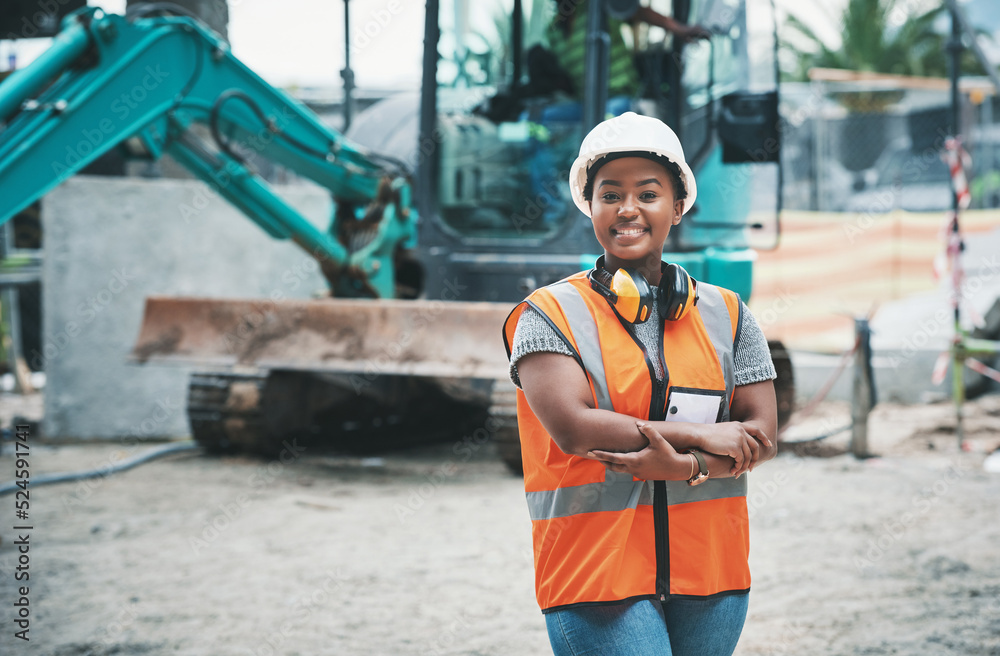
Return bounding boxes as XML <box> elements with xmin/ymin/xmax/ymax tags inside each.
<box><xmin>651</xmin><ymin>329</ymin><xmax>670</xmax><ymax>602</ymax></box>
<box><xmin>654</xmin><ymin>478</ymin><xmax>668</xmax><ymax>601</ymax></box>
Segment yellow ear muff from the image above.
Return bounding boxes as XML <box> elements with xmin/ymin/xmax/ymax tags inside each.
<box><xmin>609</xmin><ymin>268</ymin><xmax>653</xmax><ymax>323</ymax></box>
<box><xmin>588</xmin><ymin>259</ymin><xmax>668</xmax><ymax>324</ymax></box>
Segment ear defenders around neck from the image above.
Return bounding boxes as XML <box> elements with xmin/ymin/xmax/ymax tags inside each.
<box><xmin>589</xmin><ymin>266</ymin><xmax>654</xmax><ymax>323</ymax></box>
<box><xmin>658</xmin><ymin>262</ymin><xmax>698</xmax><ymax>322</ymax></box>
<box><xmin>588</xmin><ymin>258</ymin><xmax>697</xmax><ymax>324</ymax></box>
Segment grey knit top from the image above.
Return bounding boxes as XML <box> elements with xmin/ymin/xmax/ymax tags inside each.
<box><xmin>509</xmin><ymin>296</ymin><xmax>776</xmax><ymax>388</ymax></box>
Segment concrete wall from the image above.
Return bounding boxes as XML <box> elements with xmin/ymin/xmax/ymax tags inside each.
<box><xmin>41</xmin><ymin>176</ymin><xmax>330</xmax><ymax>440</ymax></box>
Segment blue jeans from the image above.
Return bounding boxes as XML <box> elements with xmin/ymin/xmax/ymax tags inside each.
<box><xmin>545</xmin><ymin>594</ymin><xmax>749</xmax><ymax>656</ymax></box>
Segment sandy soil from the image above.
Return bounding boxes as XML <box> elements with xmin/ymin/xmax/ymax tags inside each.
<box><xmin>0</xmin><ymin>394</ymin><xmax>999</xmax><ymax>655</ymax></box>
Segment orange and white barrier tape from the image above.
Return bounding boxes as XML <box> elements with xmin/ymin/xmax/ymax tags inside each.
<box><xmin>966</xmin><ymin>357</ymin><xmax>1000</xmax><ymax>384</ymax></box>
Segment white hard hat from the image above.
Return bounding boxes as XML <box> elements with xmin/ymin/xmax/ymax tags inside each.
<box><xmin>568</xmin><ymin>112</ymin><xmax>697</xmax><ymax>217</ymax></box>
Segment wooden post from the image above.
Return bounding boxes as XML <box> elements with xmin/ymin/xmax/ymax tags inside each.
<box><xmin>851</xmin><ymin>318</ymin><xmax>874</xmax><ymax>458</ymax></box>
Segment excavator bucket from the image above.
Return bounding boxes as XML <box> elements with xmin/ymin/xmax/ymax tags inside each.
<box><xmin>131</xmin><ymin>296</ymin><xmax>512</xmax><ymax>379</ymax></box>
<box><xmin>130</xmin><ymin>296</ymin><xmax>521</xmax><ymax>460</ymax></box>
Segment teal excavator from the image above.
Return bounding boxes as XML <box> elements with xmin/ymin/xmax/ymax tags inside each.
<box><xmin>0</xmin><ymin>1</ymin><xmax>792</xmax><ymax>471</ymax></box>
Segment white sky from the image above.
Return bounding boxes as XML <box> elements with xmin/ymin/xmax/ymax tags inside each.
<box><xmin>2</xmin><ymin>0</ymin><xmax>427</xmax><ymax>90</ymax></box>
<box><xmin>1</xmin><ymin>0</ymin><xmax>838</xmax><ymax>90</ymax></box>
<box><xmin>2</xmin><ymin>0</ymin><xmax>990</xmax><ymax>91</ymax></box>
<box><xmin>228</xmin><ymin>0</ymin><xmax>425</xmax><ymax>89</ymax></box>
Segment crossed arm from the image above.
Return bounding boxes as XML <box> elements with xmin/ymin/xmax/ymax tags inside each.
<box><xmin>516</xmin><ymin>351</ymin><xmax>778</xmax><ymax>481</ymax></box>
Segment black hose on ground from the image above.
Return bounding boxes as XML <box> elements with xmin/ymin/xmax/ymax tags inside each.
<box><xmin>0</xmin><ymin>441</ymin><xmax>201</xmax><ymax>496</ymax></box>
<box><xmin>780</xmin><ymin>423</ymin><xmax>853</xmax><ymax>445</ymax></box>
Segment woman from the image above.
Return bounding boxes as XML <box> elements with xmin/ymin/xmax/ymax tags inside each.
<box><xmin>502</xmin><ymin>112</ymin><xmax>778</xmax><ymax>656</ymax></box>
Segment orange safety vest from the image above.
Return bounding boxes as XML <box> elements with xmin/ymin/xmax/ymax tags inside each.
<box><xmin>502</xmin><ymin>270</ymin><xmax>749</xmax><ymax>613</ymax></box>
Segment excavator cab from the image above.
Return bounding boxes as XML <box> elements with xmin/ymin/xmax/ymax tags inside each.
<box><xmin>432</xmin><ymin>3</ymin><xmax>585</xmax><ymax>241</ymax></box>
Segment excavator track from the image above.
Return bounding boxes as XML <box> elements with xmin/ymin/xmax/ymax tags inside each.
<box><xmin>488</xmin><ymin>381</ymin><xmax>522</xmax><ymax>475</ymax></box>
<box><xmin>187</xmin><ymin>371</ymin><xmax>273</xmax><ymax>455</ymax></box>
<box><xmin>769</xmin><ymin>340</ymin><xmax>796</xmax><ymax>431</ymax></box>
<box><xmin>188</xmin><ymin>368</ymin><xmax>507</xmax><ymax>458</ymax></box>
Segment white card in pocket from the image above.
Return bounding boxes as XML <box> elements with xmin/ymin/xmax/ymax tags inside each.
<box><xmin>663</xmin><ymin>389</ymin><xmax>724</xmax><ymax>424</ymax></box>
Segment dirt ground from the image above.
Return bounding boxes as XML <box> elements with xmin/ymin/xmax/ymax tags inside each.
<box><xmin>1</xmin><ymin>393</ymin><xmax>999</xmax><ymax>655</ymax></box>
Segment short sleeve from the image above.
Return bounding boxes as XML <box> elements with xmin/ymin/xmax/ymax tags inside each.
<box><xmin>508</xmin><ymin>305</ymin><xmax>576</xmax><ymax>388</ymax></box>
<box><xmin>733</xmin><ymin>302</ymin><xmax>777</xmax><ymax>386</ymax></box>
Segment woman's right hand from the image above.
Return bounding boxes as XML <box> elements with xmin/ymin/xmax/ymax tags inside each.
<box><xmin>588</xmin><ymin>422</ymin><xmax>691</xmax><ymax>481</ymax></box>
<box><xmin>697</xmin><ymin>422</ymin><xmax>772</xmax><ymax>477</ymax></box>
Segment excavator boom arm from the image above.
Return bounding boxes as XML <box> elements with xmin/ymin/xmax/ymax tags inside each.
<box><xmin>0</xmin><ymin>7</ymin><xmax>415</xmax><ymax>296</ymax></box>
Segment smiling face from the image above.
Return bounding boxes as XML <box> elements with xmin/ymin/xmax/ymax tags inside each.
<box><xmin>587</xmin><ymin>156</ymin><xmax>684</xmax><ymax>284</ymax></box>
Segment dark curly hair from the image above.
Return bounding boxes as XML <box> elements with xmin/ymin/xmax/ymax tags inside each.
<box><xmin>583</xmin><ymin>151</ymin><xmax>687</xmax><ymax>205</ymax></box>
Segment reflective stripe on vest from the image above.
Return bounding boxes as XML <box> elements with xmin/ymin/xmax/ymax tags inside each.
<box><xmin>527</xmin><ymin>471</ymin><xmax>651</xmax><ymax>521</ymax></box>
<box><xmin>527</xmin><ymin>473</ymin><xmax>748</xmax><ymax>521</ymax></box>
<box><xmin>697</xmin><ymin>283</ymin><xmax>737</xmax><ymax>422</ymax></box>
<box><xmin>545</xmin><ymin>282</ymin><xmax>613</xmax><ymax>411</ymax></box>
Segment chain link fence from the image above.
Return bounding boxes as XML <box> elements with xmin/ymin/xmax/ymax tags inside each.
<box><xmin>781</xmin><ymin>75</ymin><xmax>1000</xmax><ymax>213</ymax></box>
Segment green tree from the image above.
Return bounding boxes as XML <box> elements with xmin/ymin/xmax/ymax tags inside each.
<box><xmin>781</xmin><ymin>0</ymin><xmax>983</xmax><ymax>81</ymax></box>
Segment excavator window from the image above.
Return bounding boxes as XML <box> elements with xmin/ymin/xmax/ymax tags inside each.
<box><xmin>427</xmin><ymin>0</ymin><xmax>752</xmax><ymax>241</ymax></box>
<box><xmin>434</xmin><ymin>0</ymin><xmax>587</xmax><ymax>240</ymax></box>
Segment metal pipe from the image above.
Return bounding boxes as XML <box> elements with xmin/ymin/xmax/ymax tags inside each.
<box><xmin>416</xmin><ymin>0</ymin><xmax>440</xmax><ymax>230</ymax></box>
<box><xmin>511</xmin><ymin>0</ymin><xmax>523</xmax><ymax>94</ymax></box>
<box><xmin>769</xmin><ymin>0</ymin><xmax>783</xmax><ymax>249</ymax></box>
<box><xmin>945</xmin><ymin>0</ymin><xmax>1000</xmax><ymax>95</ymax></box>
<box><xmin>666</xmin><ymin>0</ymin><xmax>692</xmax><ymax>129</ymax></box>
<box><xmin>341</xmin><ymin>0</ymin><xmax>355</xmax><ymax>131</ymax></box>
<box><xmin>583</xmin><ymin>0</ymin><xmax>609</xmax><ymax>132</ymax></box>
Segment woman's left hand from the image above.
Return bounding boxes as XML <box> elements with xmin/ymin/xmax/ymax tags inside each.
<box><xmin>587</xmin><ymin>422</ymin><xmax>688</xmax><ymax>480</ymax></box>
